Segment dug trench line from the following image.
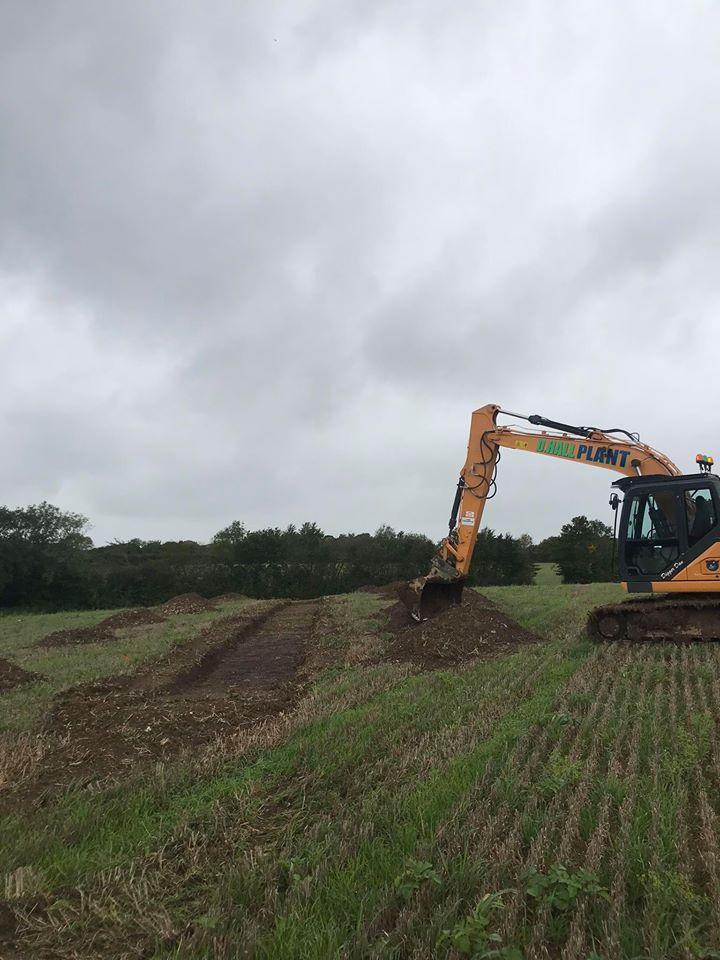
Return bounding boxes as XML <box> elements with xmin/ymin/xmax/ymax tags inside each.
<box><xmin>163</xmin><ymin>601</ymin><xmax>315</xmax><ymax>696</ymax></box>
<box><xmin>4</xmin><ymin>600</ymin><xmax>321</xmax><ymax>805</ymax></box>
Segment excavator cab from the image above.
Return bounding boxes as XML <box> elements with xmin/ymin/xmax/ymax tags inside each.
<box><xmin>589</xmin><ymin>471</ymin><xmax>720</xmax><ymax>641</ymax></box>
<box><xmin>615</xmin><ymin>473</ymin><xmax>720</xmax><ymax>588</ymax></box>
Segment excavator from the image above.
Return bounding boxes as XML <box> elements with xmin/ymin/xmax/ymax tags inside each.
<box><xmin>401</xmin><ymin>404</ymin><xmax>720</xmax><ymax>641</ymax></box>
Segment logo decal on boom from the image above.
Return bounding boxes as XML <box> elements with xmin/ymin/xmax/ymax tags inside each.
<box><xmin>535</xmin><ymin>438</ymin><xmax>630</xmax><ymax>468</ymax></box>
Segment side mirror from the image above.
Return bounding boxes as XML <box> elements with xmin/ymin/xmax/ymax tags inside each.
<box><xmin>609</xmin><ymin>493</ymin><xmax>620</xmax><ymax>511</ymax></box>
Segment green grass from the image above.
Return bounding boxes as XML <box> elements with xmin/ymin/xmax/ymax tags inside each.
<box><xmin>533</xmin><ymin>561</ymin><xmax>562</xmax><ymax>585</ymax></box>
<box><xmin>2</xmin><ymin>584</ymin><xmax>719</xmax><ymax>959</ymax></box>
<box><xmin>482</xmin><ymin>580</ymin><xmax>623</xmax><ymax>636</ymax></box>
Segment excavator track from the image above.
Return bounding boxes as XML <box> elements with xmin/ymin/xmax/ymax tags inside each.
<box><xmin>587</xmin><ymin>594</ymin><xmax>720</xmax><ymax>642</ymax></box>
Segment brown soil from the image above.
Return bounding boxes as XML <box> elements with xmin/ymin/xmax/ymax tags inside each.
<box><xmin>385</xmin><ymin>589</ymin><xmax>539</xmax><ymax>666</ymax></box>
<box><xmin>0</xmin><ymin>902</ymin><xmax>16</xmax><ymax>937</ymax></box>
<box><xmin>158</xmin><ymin>593</ymin><xmax>217</xmax><ymax>614</ymax></box>
<box><xmin>36</xmin><ymin>609</ymin><xmax>167</xmax><ymax>649</ymax></box>
<box><xmin>98</xmin><ymin>608</ymin><xmax>166</xmax><ymax>629</ymax></box>
<box><xmin>165</xmin><ymin>603</ymin><xmax>311</xmax><ymax>695</ymax></box>
<box><xmin>10</xmin><ymin>600</ymin><xmax>319</xmax><ymax>803</ymax></box>
<box><xmin>36</xmin><ymin>624</ymin><xmax>116</xmax><ymax>648</ymax></box>
<box><xmin>0</xmin><ymin>658</ymin><xmax>42</xmax><ymax>692</ymax></box>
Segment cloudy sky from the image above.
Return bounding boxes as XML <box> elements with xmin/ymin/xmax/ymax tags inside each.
<box><xmin>2</xmin><ymin>1</ymin><xmax>720</xmax><ymax>546</ymax></box>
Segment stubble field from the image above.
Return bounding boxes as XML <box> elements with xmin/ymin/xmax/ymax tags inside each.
<box><xmin>1</xmin><ymin>581</ymin><xmax>720</xmax><ymax>959</ymax></box>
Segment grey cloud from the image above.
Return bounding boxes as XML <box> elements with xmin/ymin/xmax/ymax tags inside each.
<box><xmin>2</xmin><ymin>1</ymin><xmax>720</xmax><ymax>546</ymax></box>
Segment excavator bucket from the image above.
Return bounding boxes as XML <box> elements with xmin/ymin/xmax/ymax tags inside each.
<box><xmin>398</xmin><ymin>574</ymin><xmax>466</xmax><ymax>622</ymax></box>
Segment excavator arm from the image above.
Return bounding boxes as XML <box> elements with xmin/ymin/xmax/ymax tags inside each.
<box><xmin>402</xmin><ymin>403</ymin><xmax>680</xmax><ymax>619</ymax></box>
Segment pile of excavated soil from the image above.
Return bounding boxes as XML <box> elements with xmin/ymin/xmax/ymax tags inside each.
<box><xmin>0</xmin><ymin>658</ymin><xmax>42</xmax><ymax>692</ymax></box>
<box><xmin>36</xmin><ymin>609</ymin><xmax>165</xmax><ymax>648</ymax></box>
<box><xmin>158</xmin><ymin>593</ymin><xmax>217</xmax><ymax>615</ymax></box>
<box><xmin>98</xmin><ymin>608</ymin><xmax>166</xmax><ymax>629</ymax></box>
<box><xmin>386</xmin><ymin>589</ymin><xmax>539</xmax><ymax>666</ymax></box>
<box><xmin>37</xmin><ymin>624</ymin><xmax>116</xmax><ymax>648</ymax></box>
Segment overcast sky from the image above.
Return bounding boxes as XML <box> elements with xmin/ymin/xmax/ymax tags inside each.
<box><xmin>2</xmin><ymin>1</ymin><xmax>720</xmax><ymax>546</ymax></box>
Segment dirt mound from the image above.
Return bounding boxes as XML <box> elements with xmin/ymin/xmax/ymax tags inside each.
<box><xmin>159</xmin><ymin>593</ymin><xmax>217</xmax><ymax>615</ymax></box>
<box><xmin>0</xmin><ymin>658</ymin><xmax>42</xmax><ymax>692</ymax></box>
<box><xmin>99</xmin><ymin>608</ymin><xmax>166</xmax><ymax>629</ymax></box>
<box><xmin>386</xmin><ymin>589</ymin><xmax>538</xmax><ymax>666</ymax></box>
<box><xmin>36</xmin><ymin>609</ymin><xmax>165</xmax><ymax>648</ymax></box>
<box><xmin>37</xmin><ymin>625</ymin><xmax>115</xmax><ymax>648</ymax></box>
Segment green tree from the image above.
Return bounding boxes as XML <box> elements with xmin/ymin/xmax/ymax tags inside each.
<box><xmin>0</xmin><ymin>502</ymin><xmax>93</xmax><ymax>608</ymax></box>
<box><xmin>531</xmin><ymin>535</ymin><xmax>563</xmax><ymax>563</ymax></box>
<box><xmin>467</xmin><ymin>528</ymin><xmax>535</xmax><ymax>586</ymax></box>
<box><xmin>555</xmin><ymin>515</ymin><xmax>615</xmax><ymax>583</ymax></box>
<box><xmin>211</xmin><ymin>521</ymin><xmax>247</xmax><ymax>563</ymax></box>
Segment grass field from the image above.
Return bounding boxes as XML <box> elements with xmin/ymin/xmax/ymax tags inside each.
<box><xmin>533</xmin><ymin>562</ymin><xmax>562</xmax><ymax>585</ymax></box>
<box><xmin>3</xmin><ymin>583</ymin><xmax>720</xmax><ymax>959</ymax></box>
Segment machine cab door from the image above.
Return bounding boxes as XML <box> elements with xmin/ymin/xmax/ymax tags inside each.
<box><xmin>683</xmin><ymin>486</ymin><xmax>719</xmax><ymax>552</ymax></box>
<box><xmin>620</xmin><ymin>488</ymin><xmax>683</xmax><ymax>581</ymax></box>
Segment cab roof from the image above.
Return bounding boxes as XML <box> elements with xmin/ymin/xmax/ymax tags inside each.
<box><xmin>612</xmin><ymin>473</ymin><xmax>720</xmax><ymax>492</ymax></box>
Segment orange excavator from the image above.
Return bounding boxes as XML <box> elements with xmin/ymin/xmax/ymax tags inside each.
<box><xmin>401</xmin><ymin>404</ymin><xmax>720</xmax><ymax>641</ymax></box>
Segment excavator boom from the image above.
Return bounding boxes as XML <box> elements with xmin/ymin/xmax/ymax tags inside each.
<box><xmin>405</xmin><ymin>404</ymin><xmax>693</xmax><ymax>624</ymax></box>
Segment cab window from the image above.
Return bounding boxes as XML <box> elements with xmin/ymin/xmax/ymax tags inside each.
<box><xmin>685</xmin><ymin>488</ymin><xmax>717</xmax><ymax>546</ymax></box>
<box><xmin>624</xmin><ymin>492</ymin><xmax>680</xmax><ymax>576</ymax></box>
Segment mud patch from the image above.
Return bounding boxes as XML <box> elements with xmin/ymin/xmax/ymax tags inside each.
<box><xmin>36</xmin><ymin>608</ymin><xmax>167</xmax><ymax>648</ymax></box>
<box><xmin>0</xmin><ymin>658</ymin><xmax>42</xmax><ymax>692</ymax></box>
<box><xmin>385</xmin><ymin>589</ymin><xmax>539</xmax><ymax>666</ymax></box>
<box><xmin>11</xmin><ymin>601</ymin><xmax>318</xmax><ymax>801</ymax></box>
<box><xmin>158</xmin><ymin>593</ymin><xmax>217</xmax><ymax>615</ymax></box>
<box><xmin>0</xmin><ymin>902</ymin><xmax>16</xmax><ymax>938</ymax></box>
<box><xmin>167</xmin><ymin>603</ymin><xmax>315</xmax><ymax>695</ymax></box>
<box><xmin>35</xmin><ymin>624</ymin><xmax>116</xmax><ymax>648</ymax></box>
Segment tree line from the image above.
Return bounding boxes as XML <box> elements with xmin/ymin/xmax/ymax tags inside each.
<box><xmin>0</xmin><ymin>502</ymin><xmax>614</xmax><ymax>611</ymax></box>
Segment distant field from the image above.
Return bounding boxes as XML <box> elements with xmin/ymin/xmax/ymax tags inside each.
<box><xmin>3</xmin><ymin>582</ymin><xmax>720</xmax><ymax>959</ymax></box>
<box><xmin>534</xmin><ymin>561</ymin><xmax>562</xmax><ymax>585</ymax></box>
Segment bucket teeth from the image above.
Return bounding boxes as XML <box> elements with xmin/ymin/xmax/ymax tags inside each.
<box><xmin>398</xmin><ymin>575</ymin><xmax>465</xmax><ymax>621</ymax></box>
